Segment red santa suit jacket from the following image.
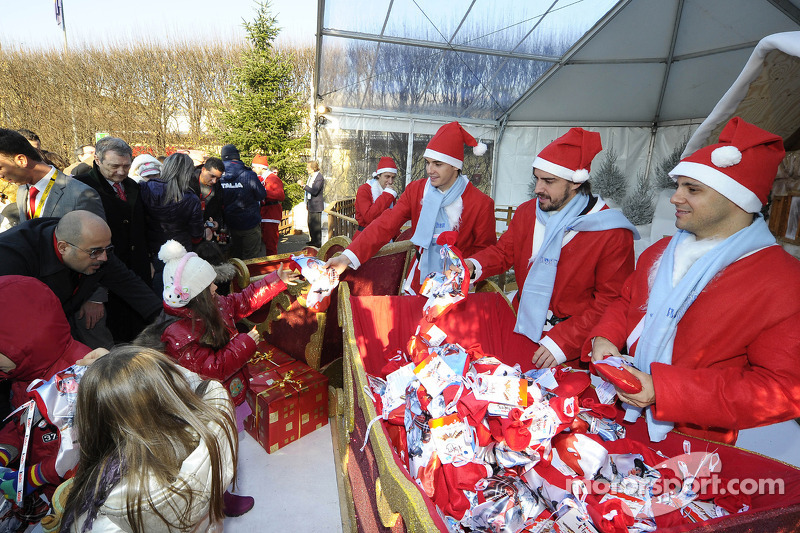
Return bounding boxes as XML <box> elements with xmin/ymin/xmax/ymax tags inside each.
<box><xmin>162</xmin><ymin>272</ymin><xmax>286</xmax><ymax>405</ymax></box>
<box><xmin>354</xmin><ymin>180</ymin><xmax>396</xmax><ymax>235</ymax></box>
<box><xmin>343</xmin><ymin>177</ymin><xmax>496</xmax><ymax>293</ymax></box>
<box><xmin>585</xmin><ymin>237</ymin><xmax>800</xmax><ymax>444</ymax></box>
<box><xmin>260</xmin><ymin>171</ymin><xmax>285</xmax><ymax>222</ymax></box>
<box><xmin>469</xmin><ymin>196</ymin><xmax>634</xmax><ymax>366</ymax></box>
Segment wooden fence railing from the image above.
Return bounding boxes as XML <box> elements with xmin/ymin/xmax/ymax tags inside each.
<box><xmin>325</xmin><ymin>198</ymin><xmax>358</xmax><ymax>240</ymax></box>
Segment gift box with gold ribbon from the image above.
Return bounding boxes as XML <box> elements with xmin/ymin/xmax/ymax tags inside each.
<box><xmin>244</xmin><ymin>359</ymin><xmax>329</xmax><ymax>454</ymax></box>
<box><xmin>248</xmin><ymin>342</ymin><xmax>297</xmax><ymax>376</ymax></box>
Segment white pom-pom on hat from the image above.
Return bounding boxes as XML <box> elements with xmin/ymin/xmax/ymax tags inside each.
<box><xmin>572</xmin><ymin>169</ymin><xmax>590</xmax><ymax>183</ymax></box>
<box><xmin>158</xmin><ymin>240</ymin><xmax>187</xmax><ymax>262</ymax></box>
<box><xmin>710</xmin><ymin>145</ymin><xmax>742</xmax><ymax>168</ymax></box>
<box><xmin>473</xmin><ymin>142</ymin><xmax>487</xmax><ymax>157</ymax></box>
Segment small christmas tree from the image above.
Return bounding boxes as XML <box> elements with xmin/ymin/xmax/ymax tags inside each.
<box><xmin>592</xmin><ymin>148</ymin><xmax>628</xmax><ymax>203</ymax></box>
<box><xmin>622</xmin><ymin>169</ymin><xmax>655</xmax><ymax>225</ymax></box>
<box><xmin>654</xmin><ymin>133</ymin><xmax>691</xmax><ymax>189</ymax></box>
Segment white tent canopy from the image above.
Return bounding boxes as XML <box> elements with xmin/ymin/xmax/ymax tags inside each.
<box><xmin>312</xmin><ymin>0</ymin><xmax>800</xmax><ymax>207</ymax></box>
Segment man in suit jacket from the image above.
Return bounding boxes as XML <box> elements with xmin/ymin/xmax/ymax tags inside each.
<box><xmin>0</xmin><ymin>129</ymin><xmax>104</xmax><ymax>224</ymax></box>
<box><xmin>0</xmin><ymin>211</ymin><xmax>161</xmax><ymax>349</ymax></box>
<box><xmin>74</xmin><ymin>136</ymin><xmax>152</xmax><ymax>343</ymax></box>
<box><xmin>0</xmin><ymin>129</ymin><xmax>113</xmax><ymax>347</ymax></box>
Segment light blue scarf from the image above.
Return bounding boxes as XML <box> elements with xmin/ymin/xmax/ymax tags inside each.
<box><xmin>411</xmin><ymin>176</ymin><xmax>469</xmax><ymax>278</ymax></box>
<box><xmin>515</xmin><ymin>194</ymin><xmax>639</xmax><ymax>342</ymax></box>
<box><xmin>629</xmin><ymin>215</ymin><xmax>776</xmax><ymax>442</ymax></box>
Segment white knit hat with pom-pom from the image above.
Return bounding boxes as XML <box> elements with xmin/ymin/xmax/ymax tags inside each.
<box><xmin>159</xmin><ymin>240</ymin><xmax>217</xmax><ymax>308</ymax></box>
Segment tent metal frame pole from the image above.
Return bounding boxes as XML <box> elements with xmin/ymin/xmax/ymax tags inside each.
<box><xmin>499</xmin><ymin>0</ymin><xmax>632</xmax><ymax>122</ymax></box>
<box><xmin>320</xmin><ymin>28</ymin><xmax>561</xmax><ymax>63</ymax></box>
<box><xmin>491</xmin><ymin>115</ymin><xmax>508</xmax><ymax>200</ymax></box>
<box><xmin>767</xmin><ymin>0</ymin><xmax>800</xmax><ymax>25</ymax></box>
<box><xmin>312</xmin><ymin>0</ymin><xmax>326</xmax><ymax>159</ymax></box>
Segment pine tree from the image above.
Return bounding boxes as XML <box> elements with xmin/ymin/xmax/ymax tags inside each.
<box><xmin>216</xmin><ymin>0</ymin><xmax>308</xmax><ymax>207</ymax></box>
<box><xmin>591</xmin><ymin>148</ymin><xmax>628</xmax><ymax>203</ymax></box>
<box><xmin>622</xmin><ymin>169</ymin><xmax>655</xmax><ymax>225</ymax></box>
<box><xmin>654</xmin><ymin>133</ymin><xmax>690</xmax><ymax>189</ymax></box>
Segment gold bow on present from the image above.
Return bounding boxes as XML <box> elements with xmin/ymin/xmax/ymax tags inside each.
<box><xmin>249</xmin><ymin>348</ymin><xmax>280</xmax><ymax>366</ymax></box>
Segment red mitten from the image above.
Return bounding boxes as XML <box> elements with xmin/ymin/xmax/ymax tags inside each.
<box><xmin>432</xmin><ymin>461</ymin><xmax>491</xmax><ymax>520</ymax></box>
<box><xmin>585</xmin><ymin>496</ymin><xmax>634</xmax><ymax>533</ymax></box>
<box><xmin>500</xmin><ymin>408</ymin><xmax>533</xmax><ymax>451</ymax></box>
<box><xmin>552</xmin><ymin>368</ymin><xmax>591</xmax><ymax>397</ymax></box>
<box><xmin>715</xmin><ymin>490</ymin><xmax>751</xmax><ymax>514</ymax></box>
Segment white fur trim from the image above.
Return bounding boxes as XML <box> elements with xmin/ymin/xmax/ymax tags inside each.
<box><xmin>384</xmin><ymin>187</ymin><xmax>397</xmax><ymax>198</ymax></box>
<box><xmin>473</xmin><ymin>142</ymin><xmax>487</xmax><ymax>156</ymax></box>
<box><xmin>375</xmin><ymin>167</ymin><xmax>397</xmax><ymax>175</ymax></box>
<box><xmin>710</xmin><ymin>146</ymin><xmax>742</xmax><ymax>168</ymax></box>
<box><xmin>423</xmin><ymin>148</ymin><xmax>463</xmax><ymax>170</ymax></box>
<box><xmin>539</xmin><ymin>336</ymin><xmax>567</xmax><ymax>365</ymax></box>
<box><xmin>444</xmin><ymin>197</ymin><xmax>463</xmax><ymax>231</ymax></box>
<box><xmin>470</xmin><ymin>258</ymin><xmax>484</xmax><ymax>281</ymax></box>
<box><xmin>669</xmin><ymin>161</ymin><xmax>762</xmax><ymax>213</ymax></box>
<box><xmin>341</xmin><ymin>249</ymin><xmax>361</xmax><ymax>270</ymax></box>
<box><xmin>368</xmin><ymin>178</ymin><xmax>383</xmax><ymax>202</ymax></box>
<box><xmin>533</xmin><ymin>157</ymin><xmax>580</xmax><ymax>182</ymax></box>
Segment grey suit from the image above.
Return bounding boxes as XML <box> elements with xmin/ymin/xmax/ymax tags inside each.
<box><xmin>16</xmin><ymin>169</ymin><xmax>105</xmax><ymax>223</ymax></box>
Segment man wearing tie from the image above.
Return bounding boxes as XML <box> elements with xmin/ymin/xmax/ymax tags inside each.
<box><xmin>0</xmin><ymin>129</ymin><xmax>104</xmax><ymax>225</ymax></box>
<box><xmin>75</xmin><ymin>136</ymin><xmax>152</xmax><ymax>343</ymax></box>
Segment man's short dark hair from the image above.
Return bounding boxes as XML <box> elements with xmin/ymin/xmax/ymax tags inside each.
<box><xmin>578</xmin><ymin>180</ymin><xmax>592</xmax><ymax>196</ymax></box>
<box><xmin>74</xmin><ymin>144</ymin><xmax>93</xmax><ymax>159</ymax></box>
<box><xmin>16</xmin><ymin>129</ymin><xmax>40</xmax><ymax>143</ymax></box>
<box><xmin>0</xmin><ymin>129</ymin><xmax>43</xmax><ymax>162</ymax></box>
<box><xmin>204</xmin><ymin>157</ymin><xmax>224</xmax><ymax>173</ymax></box>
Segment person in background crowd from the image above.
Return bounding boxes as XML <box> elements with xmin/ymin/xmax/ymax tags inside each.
<box><xmin>0</xmin><ymin>211</ymin><xmax>161</xmax><ymax>349</ymax></box>
<box><xmin>190</xmin><ymin>157</ymin><xmax>227</xmax><ymax>244</ymax></box>
<box><xmin>141</xmin><ymin>152</ymin><xmax>204</xmax><ymax>295</ymax></box>
<box><xmin>16</xmin><ymin>129</ymin><xmax>40</xmax><ymax>150</ymax></box>
<box><xmin>354</xmin><ymin>156</ymin><xmax>398</xmax><ymax>237</ymax></box>
<box><xmin>0</xmin><ymin>129</ymin><xmax>103</xmax><ymax>226</ymax></box>
<box><xmin>219</xmin><ymin>144</ymin><xmax>265</xmax><ymax>260</ymax></box>
<box><xmin>75</xmin><ymin>137</ymin><xmax>152</xmax><ymax>343</ymax></box>
<box><xmin>41</xmin><ymin>150</ymin><xmax>68</xmax><ymax>171</ymax></box>
<box><xmin>129</xmin><ymin>153</ymin><xmax>162</xmax><ymax>183</ymax></box>
<box><xmin>64</xmin><ymin>145</ymin><xmax>95</xmax><ymax>176</ymax></box>
<box><xmin>302</xmin><ymin>160</ymin><xmax>325</xmax><ymax>248</ymax></box>
<box><xmin>466</xmin><ymin>128</ymin><xmax>637</xmax><ymax>370</ymax></box>
<box><xmin>327</xmin><ymin>122</ymin><xmax>496</xmax><ymax>294</ymax></box>
<box><xmin>251</xmin><ymin>155</ymin><xmax>285</xmax><ymax>256</ymax></box>
<box><xmin>59</xmin><ymin>346</ymin><xmax>240</xmax><ymax>531</ymax></box>
<box><xmin>588</xmin><ymin>117</ymin><xmax>800</xmax><ymax>445</ymax></box>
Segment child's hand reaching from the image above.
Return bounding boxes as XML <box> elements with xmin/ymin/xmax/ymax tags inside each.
<box><xmin>277</xmin><ymin>264</ymin><xmax>300</xmax><ymax>285</ymax></box>
<box><xmin>247</xmin><ymin>326</ymin><xmax>263</xmax><ymax>344</ymax></box>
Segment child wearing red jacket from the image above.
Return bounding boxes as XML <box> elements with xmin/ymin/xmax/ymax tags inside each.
<box><xmin>156</xmin><ymin>240</ymin><xmax>297</xmax><ymax>429</ymax></box>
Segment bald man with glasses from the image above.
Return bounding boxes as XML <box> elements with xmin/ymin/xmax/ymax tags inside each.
<box><xmin>0</xmin><ymin>211</ymin><xmax>161</xmax><ymax>348</ymax></box>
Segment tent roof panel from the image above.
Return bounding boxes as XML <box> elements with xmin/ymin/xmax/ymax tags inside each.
<box><xmin>509</xmin><ymin>63</ymin><xmax>666</xmax><ymax>122</ymax></box>
<box><xmin>569</xmin><ymin>0</ymin><xmax>677</xmax><ymax>60</ymax></box>
<box><xmin>659</xmin><ymin>49</ymin><xmax>756</xmax><ymax>121</ymax></box>
<box><xmin>674</xmin><ymin>0</ymin><xmax>800</xmax><ymax>57</ymax></box>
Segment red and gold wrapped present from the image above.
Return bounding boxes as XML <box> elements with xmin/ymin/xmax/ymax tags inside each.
<box><xmin>248</xmin><ymin>342</ymin><xmax>296</xmax><ymax>375</ymax></box>
<box><xmin>245</xmin><ymin>360</ymin><xmax>329</xmax><ymax>454</ymax></box>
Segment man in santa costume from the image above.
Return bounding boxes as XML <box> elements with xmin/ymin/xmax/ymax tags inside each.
<box><xmin>588</xmin><ymin>117</ymin><xmax>800</xmax><ymax>445</ymax></box>
<box><xmin>466</xmin><ymin>128</ymin><xmax>637</xmax><ymax>369</ymax></box>
<box><xmin>354</xmin><ymin>156</ymin><xmax>398</xmax><ymax>237</ymax></box>
<box><xmin>251</xmin><ymin>155</ymin><xmax>285</xmax><ymax>256</ymax></box>
<box><xmin>327</xmin><ymin>122</ymin><xmax>496</xmax><ymax>293</ymax></box>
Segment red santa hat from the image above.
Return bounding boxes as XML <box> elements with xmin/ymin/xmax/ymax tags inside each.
<box><xmin>424</xmin><ymin>121</ymin><xmax>487</xmax><ymax>170</ymax></box>
<box><xmin>252</xmin><ymin>154</ymin><xmax>269</xmax><ymax>169</ymax></box>
<box><xmin>373</xmin><ymin>156</ymin><xmax>398</xmax><ymax>177</ymax></box>
<box><xmin>669</xmin><ymin>117</ymin><xmax>785</xmax><ymax>213</ymax></box>
<box><xmin>533</xmin><ymin>127</ymin><xmax>602</xmax><ymax>183</ymax></box>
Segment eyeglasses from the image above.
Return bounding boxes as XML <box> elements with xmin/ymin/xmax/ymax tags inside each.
<box><xmin>64</xmin><ymin>242</ymin><xmax>114</xmax><ymax>259</ymax></box>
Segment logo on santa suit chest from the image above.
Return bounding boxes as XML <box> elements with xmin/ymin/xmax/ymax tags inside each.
<box><xmin>42</xmin><ymin>432</ymin><xmax>58</xmax><ymax>443</ymax></box>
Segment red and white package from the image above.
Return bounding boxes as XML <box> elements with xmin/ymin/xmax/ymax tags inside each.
<box><xmin>591</xmin><ymin>356</ymin><xmax>642</xmax><ymax>394</ymax></box>
<box><xmin>290</xmin><ymin>255</ymin><xmax>339</xmax><ymax>312</ymax></box>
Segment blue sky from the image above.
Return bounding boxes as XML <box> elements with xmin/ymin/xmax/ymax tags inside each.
<box><xmin>1</xmin><ymin>0</ymin><xmax>317</xmax><ymax>50</ymax></box>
